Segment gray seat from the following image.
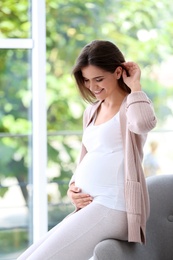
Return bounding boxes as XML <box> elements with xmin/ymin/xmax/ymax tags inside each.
<box><xmin>93</xmin><ymin>175</ymin><xmax>173</xmax><ymax>260</ymax></box>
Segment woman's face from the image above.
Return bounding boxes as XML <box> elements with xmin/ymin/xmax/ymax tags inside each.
<box><xmin>81</xmin><ymin>65</ymin><xmax>122</xmax><ymax>100</ymax></box>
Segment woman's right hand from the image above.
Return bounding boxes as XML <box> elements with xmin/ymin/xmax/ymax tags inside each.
<box><xmin>67</xmin><ymin>182</ymin><xmax>93</xmax><ymax>209</ymax></box>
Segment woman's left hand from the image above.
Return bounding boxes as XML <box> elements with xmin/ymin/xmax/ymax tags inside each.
<box><xmin>122</xmin><ymin>62</ymin><xmax>142</xmax><ymax>92</ymax></box>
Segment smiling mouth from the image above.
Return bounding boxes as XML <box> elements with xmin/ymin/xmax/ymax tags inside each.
<box><xmin>94</xmin><ymin>89</ymin><xmax>104</xmax><ymax>95</ymax></box>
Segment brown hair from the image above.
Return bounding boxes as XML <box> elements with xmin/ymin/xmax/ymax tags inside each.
<box><xmin>72</xmin><ymin>40</ymin><xmax>131</xmax><ymax>103</ymax></box>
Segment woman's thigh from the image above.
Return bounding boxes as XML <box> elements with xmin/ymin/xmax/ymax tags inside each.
<box><xmin>18</xmin><ymin>203</ymin><xmax>127</xmax><ymax>260</ymax></box>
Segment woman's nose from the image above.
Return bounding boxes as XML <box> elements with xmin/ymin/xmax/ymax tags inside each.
<box><xmin>89</xmin><ymin>81</ymin><xmax>96</xmax><ymax>91</ymax></box>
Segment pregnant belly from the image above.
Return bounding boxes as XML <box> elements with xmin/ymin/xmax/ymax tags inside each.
<box><xmin>74</xmin><ymin>152</ymin><xmax>124</xmax><ymax>196</ymax></box>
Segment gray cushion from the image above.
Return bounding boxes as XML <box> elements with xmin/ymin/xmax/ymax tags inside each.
<box><xmin>93</xmin><ymin>175</ymin><xmax>173</xmax><ymax>260</ymax></box>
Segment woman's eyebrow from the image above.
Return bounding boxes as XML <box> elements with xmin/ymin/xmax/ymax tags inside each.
<box><xmin>94</xmin><ymin>76</ymin><xmax>104</xmax><ymax>79</ymax></box>
<box><xmin>83</xmin><ymin>75</ymin><xmax>104</xmax><ymax>80</ymax></box>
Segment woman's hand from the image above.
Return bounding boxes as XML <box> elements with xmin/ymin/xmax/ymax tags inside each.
<box><xmin>122</xmin><ymin>62</ymin><xmax>142</xmax><ymax>92</ymax></box>
<box><xmin>67</xmin><ymin>182</ymin><xmax>93</xmax><ymax>209</ymax></box>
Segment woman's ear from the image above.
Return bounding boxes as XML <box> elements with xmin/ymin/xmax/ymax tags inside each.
<box><xmin>114</xmin><ymin>66</ymin><xmax>123</xmax><ymax>79</ymax></box>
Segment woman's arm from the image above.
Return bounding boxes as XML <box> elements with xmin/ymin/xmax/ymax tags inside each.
<box><xmin>126</xmin><ymin>91</ymin><xmax>157</xmax><ymax>134</ymax></box>
<box><xmin>122</xmin><ymin>62</ymin><xmax>157</xmax><ymax>134</ymax></box>
<box><xmin>67</xmin><ymin>115</ymin><xmax>92</xmax><ymax>208</ymax></box>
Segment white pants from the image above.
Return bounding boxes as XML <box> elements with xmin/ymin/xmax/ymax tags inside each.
<box><xmin>17</xmin><ymin>203</ymin><xmax>128</xmax><ymax>260</ymax></box>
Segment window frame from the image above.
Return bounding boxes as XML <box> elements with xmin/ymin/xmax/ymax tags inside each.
<box><xmin>0</xmin><ymin>0</ymin><xmax>48</xmax><ymax>243</ymax></box>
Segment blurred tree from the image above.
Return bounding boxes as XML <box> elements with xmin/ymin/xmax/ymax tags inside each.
<box><xmin>0</xmin><ymin>0</ymin><xmax>30</xmax><ymax>38</ymax></box>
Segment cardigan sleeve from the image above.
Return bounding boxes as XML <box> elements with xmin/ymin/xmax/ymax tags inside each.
<box><xmin>68</xmin><ymin>107</ymin><xmax>89</xmax><ymax>186</ymax></box>
<box><xmin>78</xmin><ymin>102</ymin><xmax>99</xmax><ymax>163</ymax></box>
<box><xmin>77</xmin><ymin>105</ymin><xmax>91</xmax><ymax>162</ymax></box>
<box><xmin>126</xmin><ymin>91</ymin><xmax>157</xmax><ymax>134</ymax></box>
<box><xmin>74</xmin><ymin>104</ymin><xmax>93</xmax><ymax>163</ymax></box>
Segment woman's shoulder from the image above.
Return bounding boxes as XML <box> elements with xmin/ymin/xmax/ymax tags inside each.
<box><xmin>83</xmin><ymin>100</ymin><xmax>102</xmax><ymax>127</ymax></box>
<box><xmin>84</xmin><ymin>100</ymin><xmax>101</xmax><ymax>115</ymax></box>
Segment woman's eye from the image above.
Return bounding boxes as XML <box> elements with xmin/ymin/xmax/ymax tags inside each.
<box><xmin>96</xmin><ymin>78</ymin><xmax>103</xmax><ymax>82</ymax></box>
<box><xmin>83</xmin><ymin>79</ymin><xmax>90</xmax><ymax>87</ymax></box>
<box><xmin>83</xmin><ymin>78</ymin><xmax>89</xmax><ymax>83</ymax></box>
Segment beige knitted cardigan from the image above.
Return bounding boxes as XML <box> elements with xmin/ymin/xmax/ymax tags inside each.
<box><xmin>70</xmin><ymin>91</ymin><xmax>157</xmax><ymax>244</ymax></box>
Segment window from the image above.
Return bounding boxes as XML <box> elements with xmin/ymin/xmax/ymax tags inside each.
<box><xmin>0</xmin><ymin>1</ymin><xmax>47</xmax><ymax>258</ymax></box>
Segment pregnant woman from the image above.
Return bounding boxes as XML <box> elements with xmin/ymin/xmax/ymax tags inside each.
<box><xmin>18</xmin><ymin>40</ymin><xmax>157</xmax><ymax>260</ymax></box>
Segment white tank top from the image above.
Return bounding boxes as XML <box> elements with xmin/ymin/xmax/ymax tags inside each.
<box><xmin>74</xmin><ymin>112</ymin><xmax>126</xmax><ymax>211</ymax></box>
